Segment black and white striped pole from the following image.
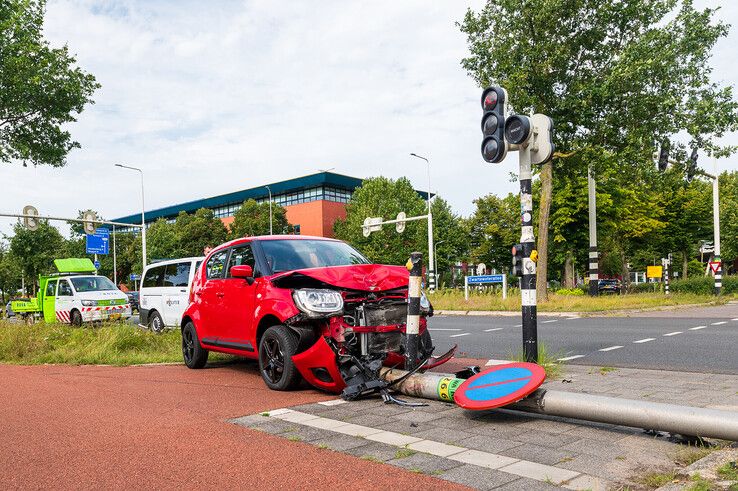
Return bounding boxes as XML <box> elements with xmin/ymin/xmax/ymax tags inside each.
<box><xmin>517</xmin><ymin>141</ymin><xmax>539</xmax><ymax>363</ymax></box>
<box><xmin>712</xmin><ymin>156</ymin><xmax>722</xmax><ymax>295</ymax></box>
<box><xmin>587</xmin><ymin>166</ymin><xmax>599</xmax><ymax>296</ymax></box>
<box><xmin>405</xmin><ymin>252</ymin><xmax>423</xmax><ymax>370</ymax></box>
<box><xmin>663</xmin><ymin>256</ymin><xmax>670</xmax><ymax>295</ymax></box>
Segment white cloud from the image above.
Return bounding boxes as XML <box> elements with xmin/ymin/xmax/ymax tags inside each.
<box><xmin>2</xmin><ymin>0</ymin><xmax>736</xmax><ymax>238</ymax></box>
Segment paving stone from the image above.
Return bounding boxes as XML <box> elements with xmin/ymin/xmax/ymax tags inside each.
<box><xmin>300</xmin><ymin>417</ymin><xmax>351</xmax><ymax>431</ymax></box>
<box><xmin>357</xmin><ymin>404</ymin><xmax>414</xmax><ymax>417</ymax></box>
<box><xmin>344</xmin><ymin>442</ymin><xmax>401</xmax><ymax>462</ymax></box>
<box><xmin>409</xmin><ymin>427</ymin><xmax>476</xmax><ymax>444</ymax></box>
<box><xmin>554</xmin><ymin>453</ymin><xmax>632</xmax><ymax>481</ymax></box>
<box><xmin>512</xmin><ymin>430</ymin><xmax>581</xmax><ymax>448</ymax></box>
<box><xmin>365</xmin><ymin>430</ymin><xmax>423</xmax><ymax>446</ymax></box>
<box><xmin>498</xmin><ymin>459</ymin><xmax>580</xmax><ymax>484</ymax></box>
<box><xmin>472</xmin><ymin>409</ymin><xmax>536</xmax><ymax>424</ymax></box>
<box><xmin>440</xmin><ymin>464</ymin><xmax>519</xmax><ymax>490</ymax></box>
<box><xmin>317</xmin><ymin>398</ymin><xmax>348</xmax><ymax>406</ymax></box>
<box><xmin>280</xmin><ymin>424</ymin><xmax>336</xmax><ymax>443</ymax></box>
<box><xmin>513</xmin><ymin>418</ymin><xmax>580</xmax><ymax>434</ymax></box>
<box><xmin>229</xmin><ymin>414</ymin><xmax>272</xmax><ymax>426</ymax></box>
<box><xmin>500</xmin><ymin>443</ymin><xmax>575</xmax><ymax>466</ymax></box>
<box><xmin>407</xmin><ymin>439</ymin><xmax>466</xmax><ymax>457</ymax></box>
<box><xmin>343</xmin><ymin>414</ymin><xmax>390</xmax><ymax>427</ymax></box>
<box><xmin>490</xmin><ymin>476</ymin><xmax>560</xmax><ymax>490</ymax></box>
<box><xmin>563</xmin><ymin>424</ymin><xmax>635</xmax><ymax>442</ymax></box>
<box><xmin>562</xmin><ymin>437</ymin><xmax>629</xmax><ymax>459</ymax></box>
<box><xmin>272</xmin><ymin>411</ymin><xmax>319</xmax><ymax>423</ymax></box>
<box><xmin>448</xmin><ymin>449</ymin><xmax>519</xmax><ymax>470</ymax></box>
<box><xmin>316</xmin><ymin>434</ymin><xmax>369</xmax><ymax>452</ymax></box>
<box><xmin>429</xmin><ymin>415</ymin><xmax>486</xmax><ymax>431</ymax></box>
<box><xmin>288</xmin><ymin>402</ymin><xmax>335</xmax><ymax>414</ymax></box>
<box><xmin>455</xmin><ymin>434</ymin><xmax>522</xmax><ymax>454</ymax></box>
<box><xmin>244</xmin><ymin>419</ymin><xmax>293</xmax><ymax>435</ymax></box>
<box><xmin>330</xmin><ymin>423</ymin><xmax>384</xmax><ymax>438</ymax></box>
<box><xmin>393</xmin><ymin>410</ymin><xmax>446</xmax><ymax>424</ymax></box>
<box><xmin>386</xmin><ymin>452</ymin><xmax>463</xmax><ymax>473</ymax></box>
<box><xmin>373</xmin><ymin>419</ymin><xmax>429</xmax><ymax>435</ymax></box>
<box><xmin>563</xmin><ymin>474</ymin><xmax>612</xmax><ymax>491</ymax></box>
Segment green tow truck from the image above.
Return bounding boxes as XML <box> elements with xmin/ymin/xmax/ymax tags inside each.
<box><xmin>11</xmin><ymin>258</ymin><xmax>131</xmax><ymax>325</ymax></box>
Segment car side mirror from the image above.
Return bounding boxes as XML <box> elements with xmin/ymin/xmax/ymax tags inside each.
<box><xmin>230</xmin><ymin>265</ymin><xmax>255</xmax><ymax>285</ymax></box>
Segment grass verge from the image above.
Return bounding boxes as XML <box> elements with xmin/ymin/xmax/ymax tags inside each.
<box><xmin>0</xmin><ymin>320</ymin><xmax>184</xmax><ymax>365</ymax></box>
<box><xmin>428</xmin><ymin>290</ymin><xmax>731</xmax><ymax>313</ymax></box>
<box><xmin>510</xmin><ymin>343</ymin><xmax>563</xmax><ymax>380</ymax></box>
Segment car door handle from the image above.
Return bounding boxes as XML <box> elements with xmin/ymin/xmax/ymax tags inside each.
<box><xmin>180</xmin><ymin>289</ymin><xmax>187</xmax><ymax>293</ymax></box>
<box><xmin>216</xmin><ymin>292</ymin><xmax>225</xmax><ymax>298</ymax></box>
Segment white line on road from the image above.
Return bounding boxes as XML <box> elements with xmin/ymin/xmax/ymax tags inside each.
<box><xmin>566</xmin><ymin>316</ymin><xmax>581</xmax><ymax>320</ymax></box>
<box><xmin>633</xmin><ymin>338</ymin><xmax>655</xmax><ymax>344</ymax></box>
<box><xmin>484</xmin><ymin>328</ymin><xmax>503</xmax><ymax>332</ymax></box>
<box><xmin>542</xmin><ymin>320</ymin><xmax>558</xmax><ymax>324</ymax></box>
<box><xmin>514</xmin><ymin>324</ymin><xmax>522</xmax><ymax>327</ymax></box>
<box><xmin>711</xmin><ymin>321</ymin><xmax>727</xmax><ymax>326</ymax></box>
<box><xmin>599</xmin><ymin>346</ymin><xmax>623</xmax><ymax>352</ymax></box>
<box><xmin>732</xmin><ymin>318</ymin><xmax>738</xmax><ymax>321</ymax></box>
<box><xmin>689</xmin><ymin>326</ymin><xmax>708</xmax><ymax>331</ymax></box>
<box><xmin>449</xmin><ymin>333</ymin><xmax>471</xmax><ymax>338</ymax></box>
<box><xmin>557</xmin><ymin>355</ymin><xmax>585</xmax><ymax>361</ymax></box>
<box><xmin>429</xmin><ymin>328</ymin><xmax>462</xmax><ymax>331</ymax></box>
<box><xmin>663</xmin><ymin>331</ymin><xmax>682</xmax><ymax>337</ymax></box>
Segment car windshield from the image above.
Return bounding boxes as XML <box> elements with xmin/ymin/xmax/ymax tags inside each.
<box><xmin>70</xmin><ymin>276</ymin><xmax>117</xmax><ymax>292</ymax></box>
<box><xmin>260</xmin><ymin>239</ymin><xmax>369</xmax><ymax>273</ymax></box>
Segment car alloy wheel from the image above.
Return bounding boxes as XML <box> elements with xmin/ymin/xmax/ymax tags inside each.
<box><xmin>182</xmin><ymin>328</ymin><xmax>195</xmax><ymax>364</ymax></box>
<box><xmin>260</xmin><ymin>337</ymin><xmax>285</xmax><ymax>384</ymax></box>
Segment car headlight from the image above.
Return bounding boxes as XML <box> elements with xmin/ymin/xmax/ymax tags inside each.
<box><xmin>293</xmin><ymin>289</ymin><xmax>344</xmax><ymax>316</ymax></box>
<box><xmin>81</xmin><ymin>300</ymin><xmax>98</xmax><ymax>307</ymax></box>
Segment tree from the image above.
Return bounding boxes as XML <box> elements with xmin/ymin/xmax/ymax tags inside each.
<box><xmin>172</xmin><ymin>208</ymin><xmax>228</xmax><ymax>257</ymax></box>
<box><xmin>229</xmin><ymin>199</ymin><xmax>289</xmax><ymax>238</ymax></box>
<box><xmin>1</xmin><ymin>0</ymin><xmax>100</xmax><ymax>167</ymax></box>
<box><xmin>467</xmin><ymin>193</ymin><xmax>520</xmax><ymax>273</ymax></box>
<box><xmin>0</xmin><ymin>242</ymin><xmax>22</xmax><ymax>302</ymax></box>
<box><xmin>460</xmin><ymin>0</ymin><xmax>738</xmax><ymax>300</ymax></box>
<box><xmin>7</xmin><ymin>220</ymin><xmax>64</xmax><ymax>292</ymax></box>
<box><xmin>430</xmin><ymin>197</ymin><xmax>468</xmax><ymax>286</ymax></box>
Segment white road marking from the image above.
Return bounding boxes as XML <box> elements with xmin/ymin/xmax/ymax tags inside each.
<box><xmin>663</xmin><ymin>331</ymin><xmax>682</xmax><ymax>337</ymax></box>
<box><xmin>484</xmin><ymin>328</ymin><xmax>503</xmax><ymax>332</ymax></box>
<box><xmin>485</xmin><ymin>359</ymin><xmax>513</xmax><ymax>366</ymax></box>
<box><xmin>711</xmin><ymin>321</ymin><xmax>727</xmax><ymax>326</ymax></box>
<box><xmin>689</xmin><ymin>325</ymin><xmax>708</xmax><ymax>331</ymax></box>
<box><xmin>732</xmin><ymin>318</ymin><xmax>738</xmax><ymax>321</ymax></box>
<box><xmin>599</xmin><ymin>345</ymin><xmax>623</xmax><ymax>352</ymax></box>
<box><xmin>542</xmin><ymin>320</ymin><xmax>558</xmax><ymax>324</ymax></box>
<box><xmin>449</xmin><ymin>332</ymin><xmax>471</xmax><ymax>338</ymax></box>
<box><xmin>514</xmin><ymin>324</ymin><xmax>522</xmax><ymax>327</ymax></box>
<box><xmin>429</xmin><ymin>328</ymin><xmax>461</xmax><ymax>331</ymax></box>
<box><xmin>633</xmin><ymin>338</ymin><xmax>655</xmax><ymax>344</ymax></box>
<box><xmin>566</xmin><ymin>316</ymin><xmax>581</xmax><ymax>320</ymax></box>
<box><xmin>557</xmin><ymin>355</ymin><xmax>585</xmax><ymax>361</ymax></box>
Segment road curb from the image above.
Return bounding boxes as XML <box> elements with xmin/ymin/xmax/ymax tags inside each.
<box><xmin>435</xmin><ymin>301</ymin><xmax>725</xmax><ymax>318</ymax></box>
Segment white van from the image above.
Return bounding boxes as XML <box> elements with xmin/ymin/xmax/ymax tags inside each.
<box><xmin>139</xmin><ymin>257</ymin><xmax>203</xmax><ymax>332</ymax></box>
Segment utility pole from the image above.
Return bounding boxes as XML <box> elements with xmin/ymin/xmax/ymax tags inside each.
<box><xmin>410</xmin><ymin>153</ymin><xmax>435</xmax><ymax>292</ymax></box>
<box><xmin>712</xmin><ymin>156</ymin><xmax>722</xmax><ymax>295</ymax></box>
<box><xmin>265</xmin><ymin>185</ymin><xmax>273</xmax><ymax>235</ymax></box>
<box><xmin>517</xmin><ymin>142</ymin><xmax>538</xmax><ymax>363</ymax></box>
<box><xmin>115</xmin><ymin>164</ymin><xmax>147</xmax><ymax>271</ymax></box>
<box><xmin>587</xmin><ymin>165</ymin><xmax>599</xmax><ymax>296</ymax></box>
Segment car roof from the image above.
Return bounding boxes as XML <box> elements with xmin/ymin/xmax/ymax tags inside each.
<box><xmin>212</xmin><ymin>235</ymin><xmax>339</xmax><ymax>252</ymax></box>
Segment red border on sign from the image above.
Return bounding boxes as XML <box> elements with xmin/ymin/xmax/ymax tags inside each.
<box><xmin>453</xmin><ymin>362</ymin><xmax>546</xmax><ymax>410</ymax></box>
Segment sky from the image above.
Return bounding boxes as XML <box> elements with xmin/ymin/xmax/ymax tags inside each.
<box><xmin>2</xmin><ymin>0</ymin><xmax>737</xmax><ymax>237</ymax></box>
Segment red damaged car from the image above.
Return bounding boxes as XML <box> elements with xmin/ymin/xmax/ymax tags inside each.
<box><xmin>181</xmin><ymin>235</ymin><xmax>447</xmax><ymax>397</ymax></box>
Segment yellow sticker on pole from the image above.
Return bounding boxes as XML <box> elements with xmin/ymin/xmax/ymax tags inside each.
<box><xmin>647</xmin><ymin>266</ymin><xmax>663</xmax><ymax>279</ymax></box>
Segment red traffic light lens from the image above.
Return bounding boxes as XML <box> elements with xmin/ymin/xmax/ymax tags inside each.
<box><xmin>481</xmin><ymin>113</ymin><xmax>499</xmax><ymax>135</ymax></box>
<box><xmin>511</xmin><ymin>245</ymin><xmax>518</xmax><ymax>255</ymax></box>
<box><xmin>482</xmin><ymin>89</ymin><xmax>498</xmax><ymax>110</ymax></box>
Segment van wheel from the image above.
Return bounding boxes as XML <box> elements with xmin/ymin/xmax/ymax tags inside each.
<box><xmin>182</xmin><ymin>321</ymin><xmax>208</xmax><ymax>369</ymax></box>
<box><xmin>70</xmin><ymin>310</ymin><xmax>82</xmax><ymax>326</ymax></box>
<box><xmin>258</xmin><ymin>325</ymin><xmax>302</xmax><ymax>391</ymax></box>
<box><xmin>149</xmin><ymin>311</ymin><xmax>164</xmax><ymax>333</ymax></box>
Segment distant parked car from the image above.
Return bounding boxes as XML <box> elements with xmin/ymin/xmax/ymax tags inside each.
<box><xmin>598</xmin><ymin>279</ymin><xmax>621</xmax><ymax>294</ymax></box>
<box><xmin>125</xmin><ymin>291</ymin><xmax>139</xmax><ymax>313</ymax></box>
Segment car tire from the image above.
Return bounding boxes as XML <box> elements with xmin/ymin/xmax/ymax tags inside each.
<box><xmin>149</xmin><ymin>311</ymin><xmax>164</xmax><ymax>333</ymax></box>
<box><xmin>182</xmin><ymin>321</ymin><xmax>208</xmax><ymax>369</ymax></box>
<box><xmin>70</xmin><ymin>310</ymin><xmax>82</xmax><ymax>327</ymax></box>
<box><xmin>258</xmin><ymin>325</ymin><xmax>302</xmax><ymax>391</ymax></box>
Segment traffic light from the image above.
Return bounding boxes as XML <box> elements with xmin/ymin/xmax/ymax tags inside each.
<box><xmin>658</xmin><ymin>140</ymin><xmax>669</xmax><ymax>172</ymax></box>
<box><xmin>23</xmin><ymin>205</ymin><xmax>39</xmax><ymax>231</ymax></box>
<box><xmin>512</xmin><ymin>243</ymin><xmax>524</xmax><ymax>277</ymax></box>
<box><xmin>480</xmin><ymin>87</ymin><xmax>508</xmax><ymax>163</ymax></box>
<box><xmin>686</xmin><ymin>148</ymin><xmax>698</xmax><ymax>182</ymax></box>
<box><xmin>83</xmin><ymin>211</ymin><xmax>97</xmax><ymax>235</ymax></box>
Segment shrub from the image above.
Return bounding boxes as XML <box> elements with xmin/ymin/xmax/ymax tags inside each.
<box><xmin>670</xmin><ymin>275</ymin><xmax>738</xmax><ymax>295</ymax></box>
<box><xmin>555</xmin><ymin>287</ymin><xmax>584</xmax><ymax>296</ymax></box>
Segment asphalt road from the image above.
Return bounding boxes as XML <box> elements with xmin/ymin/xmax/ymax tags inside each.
<box><xmin>428</xmin><ymin>305</ymin><xmax>738</xmax><ymax>375</ymax></box>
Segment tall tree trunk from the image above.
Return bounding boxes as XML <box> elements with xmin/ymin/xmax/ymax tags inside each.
<box><xmin>563</xmin><ymin>250</ymin><xmax>575</xmax><ymax>288</ymax></box>
<box><xmin>536</xmin><ymin>161</ymin><xmax>553</xmax><ymax>302</ymax></box>
<box><xmin>682</xmin><ymin>250</ymin><xmax>688</xmax><ymax>280</ymax></box>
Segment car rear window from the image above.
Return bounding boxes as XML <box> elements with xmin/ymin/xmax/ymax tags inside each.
<box><xmin>260</xmin><ymin>239</ymin><xmax>369</xmax><ymax>273</ymax></box>
<box><xmin>142</xmin><ymin>265</ymin><xmax>165</xmax><ymax>288</ymax></box>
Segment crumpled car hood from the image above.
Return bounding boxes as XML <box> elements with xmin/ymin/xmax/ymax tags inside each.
<box><xmin>271</xmin><ymin>264</ymin><xmax>409</xmax><ymax>292</ymax></box>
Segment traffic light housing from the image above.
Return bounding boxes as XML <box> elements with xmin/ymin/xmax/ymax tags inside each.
<box><xmin>23</xmin><ymin>205</ymin><xmax>39</xmax><ymax>231</ymax></box>
<box><xmin>83</xmin><ymin>211</ymin><xmax>97</xmax><ymax>235</ymax></box>
<box><xmin>481</xmin><ymin>87</ymin><xmax>508</xmax><ymax>163</ymax></box>
<box><xmin>658</xmin><ymin>140</ymin><xmax>669</xmax><ymax>172</ymax></box>
<box><xmin>512</xmin><ymin>243</ymin><xmax>524</xmax><ymax>277</ymax></box>
<box><xmin>686</xmin><ymin>148</ymin><xmax>698</xmax><ymax>182</ymax></box>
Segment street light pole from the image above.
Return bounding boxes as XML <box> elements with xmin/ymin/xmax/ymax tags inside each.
<box><xmin>115</xmin><ymin>164</ymin><xmax>147</xmax><ymax>271</ymax></box>
<box><xmin>433</xmin><ymin>240</ymin><xmax>445</xmax><ymax>286</ymax></box>
<box><xmin>410</xmin><ymin>153</ymin><xmax>435</xmax><ymax>292</ymax></box>
<box><xmin>264</xmin><ymin>185</ymin><xmax>273</xmax><ymax>235</ymax></box>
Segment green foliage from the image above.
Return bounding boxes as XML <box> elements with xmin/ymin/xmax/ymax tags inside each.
<box><xmin>466</xmin><ymin>193</ymin><xmax>519</xmax><ymax>272</ymax></box>
<box><xmin>555</xmin><ymin>288</ymin><xmax>584</xmax><ymax>296</ymax></box>
<box><xmin>0</xmin><ymin>242</ymin><xmax>22</xmax><ymax>301</ymax></box>
<box><xmin>669</xmin><ymin>275</ymin><xmax>738</xmax><ymax>295</ymax></box>
<box><xmin>229</xmin><ymin>199</ymin><xmax>289</xmax><ymax>238</ymax></box>
<box><xmin>0</xmin><ymin>0</ymin><xmax>100</xmax><ymax>167</ymax></box>
<box><xmin>7</xmin><ymin>220</ymin><xmax>64</xmax><ymax>292</ymax></box>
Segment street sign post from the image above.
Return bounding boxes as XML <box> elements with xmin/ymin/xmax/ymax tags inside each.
<box><xmin>646</xmin><ymin>265</ymin><xmax>663</xmax><ymax>279</ymax></box>
<box><xmin>709</xmin><ymin>261</ymin><xmax>721</xmax><ymax>274</ymax></box>
<box><xmin>465</xmin><ymin>274</ymin><xmax>507</xmax><ymax>300</ymax></box>
<box><xmin>454</xmin><ymin>362</ymin><xmax>546</xmax><ymax>410</ymax></box>
<box><xmin>86</xmin><ymin>228</ymin><xmax>110</xmax><ymax>255</ymax></box>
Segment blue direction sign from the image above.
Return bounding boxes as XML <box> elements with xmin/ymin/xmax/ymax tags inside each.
<box><xmin>129</xmin><ymin>273</ymin><xmax>141</xmax><ymax>281</ymax></box>
<box><xmin>467</xmin><ymin>274</ymin><xmax>504</xmax><ymax>285</ymax></box>
<box><xmin>454</xmin><ymin>362</ymin><xmax>546</xmax><ymax>410</ymax></box>
<box><xmin>86</xmin><ymin>228</ymin><xmax>110</xmax><ymax>255</ymax></box>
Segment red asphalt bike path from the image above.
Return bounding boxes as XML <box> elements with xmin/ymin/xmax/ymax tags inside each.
<box><xmin>0</xmin><ymin>362</ymin><xmax>470</xmax><ymax>491</ymax></box>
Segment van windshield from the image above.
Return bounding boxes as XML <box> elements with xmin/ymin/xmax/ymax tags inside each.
<box><xmin>260</xmin><ymin>240</ymin><xmax>369</xmax><ymax>273</ymax></box>
<box><xmin>70</xmin><ymin>276</ymin><xmax>117</xmax><ymax>292</ymax></box>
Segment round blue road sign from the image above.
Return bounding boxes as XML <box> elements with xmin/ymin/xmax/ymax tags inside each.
<box><xmin>454</xmin><ymin>362</ymin><xmax>546</xmax><ymax>410</ymax></box>
<box><xmin>94</xmin><ymin>260</ymin><xmax>101</xmax><ymax>270</ymax></box>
